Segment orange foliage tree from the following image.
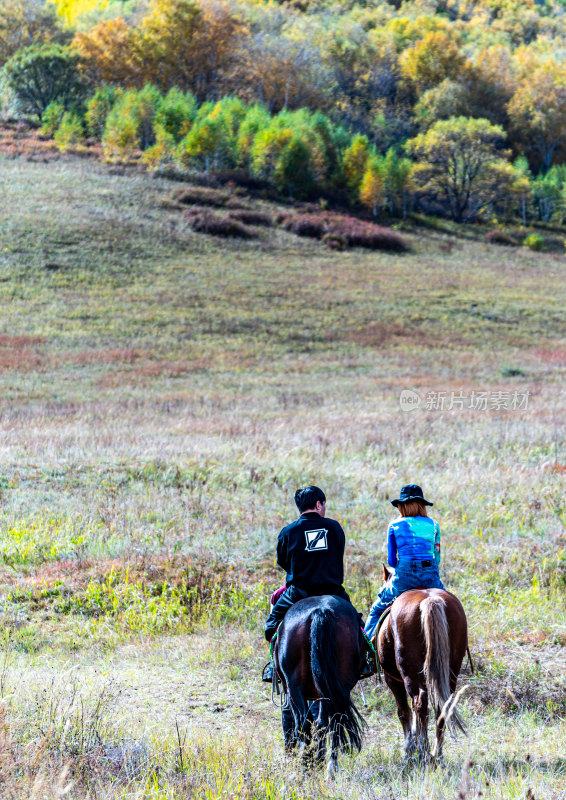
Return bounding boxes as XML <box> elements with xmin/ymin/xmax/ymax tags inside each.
<box><xmin>74</xmin><ymin>0</ymin><xmax>248</xmax><ymax>99</ymax></box>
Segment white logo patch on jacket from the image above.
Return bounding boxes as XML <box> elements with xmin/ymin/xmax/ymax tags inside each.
<box><xmin>305</xmin><ymin>529</ymin><xmax>328</xmax><ymax>551</ymax></box>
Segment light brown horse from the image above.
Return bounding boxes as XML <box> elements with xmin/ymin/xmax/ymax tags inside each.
<box><xmin>375</xmin><ymin>565</ymin><xmax>470</xmax><ymax>762</ymax></box>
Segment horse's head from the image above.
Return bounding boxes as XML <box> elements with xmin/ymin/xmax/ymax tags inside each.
<box><xmin>382</xmin><ymin>563</ymin><xmax>394</xmax><ymax>584</ymax></box>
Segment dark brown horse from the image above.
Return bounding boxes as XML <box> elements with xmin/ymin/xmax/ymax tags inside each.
<box><xmin>273</xmin><ymin>595</ymin><xmax>366</xmax><ymax>778</ymax></box>
<box><xmin>375</xmin><ymin>565</ymin><xmax>469</xmax><ymax>762</ymax></box>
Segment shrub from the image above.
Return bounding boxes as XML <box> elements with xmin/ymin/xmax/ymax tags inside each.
<box><xmin>341</xmin><ymin>219</ymin><xmax>406</xmax><ymax>250</ymax></box>
<box><xmin>53</xmin><ymin>111</ymin><xmax>83</xmax><ymax>152</ymax></box>
<box><xmin>184</xmin><ymin>209</ymin><xmax>258</xmax><ymax>238</ymax></box>
<box><xmin>39</xmin><ymin>100</ymin><xmax>64</xmax><ymax>138</ymax></box>
<box><xmin>523</xmin><ymin>233</ymin><xmax>545</xmax><ymax>251</ymax></box>
<box><xmin>282</xmin><ymin>213</ymin><xmax>328</xmax><ymax>238</ymax></box>
<box><xmin>485</xmin><ymin>230</ymin><xmax>519</xmax><ymax>246</ymax></box>
<box><xmin>228</xmin><ymin>209</ymin><xmax>272</xmax><ymax>226</ymax></box>
<box><xmin>4</xmin><ymin>43</ymin><xmax>85</xmax><ymax>118</ymax></box>
<box><xmin>280</xmin><ymin>211</ymin><xmax>406</xmax><ymax>251</ymax></box>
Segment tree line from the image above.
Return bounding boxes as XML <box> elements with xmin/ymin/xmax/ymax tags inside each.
<box><xmin>2</xmin><ymin>0</ymin><xmax>566</xmax><ymax>223</ymax></box>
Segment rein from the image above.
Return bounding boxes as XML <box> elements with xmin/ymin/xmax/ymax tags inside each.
<box><xmin>269</xmin><ymin>630</ymin><xmax>289</xmax><ymax>709</ymax></box>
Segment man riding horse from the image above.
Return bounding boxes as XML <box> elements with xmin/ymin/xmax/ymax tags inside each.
<box><xmin>262</xmin><ymin>485</ymin><xmax>374</xmax><ymax>682</ymax></box>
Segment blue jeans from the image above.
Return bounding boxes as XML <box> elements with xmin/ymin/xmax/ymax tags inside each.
<box><xmin>364</xmin><ymin>560</ymin><xmax>445</xmax><ymax>641</ymax></box>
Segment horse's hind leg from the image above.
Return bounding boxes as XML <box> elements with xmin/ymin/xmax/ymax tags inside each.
<box><xmin>326</xmin><ymin>727</ymin><xmax>340</xmax><ymax>781</ymax></box>
<box><xmin>288</xmin><ymin>689</ymin><xmax>313</xmax><ymax>767</ymax></box>
<box><xmin>412</xmin><ymin>687</ymin><xmax>430</xmax><ymax>763</ymax></box>
<box><xmin>311</xmin><ymin>700</ymin><xmax>328</xmax><ymax>767</ymax></box>
<box><xmin>384</xmin><ymin>674</ymin><xmax>415</xmax><ymax>759</ymax></box>
<box><xmin>282</xmin><ymin>707</ymin><xmax>297</xmax><ymax>753</ymax></box>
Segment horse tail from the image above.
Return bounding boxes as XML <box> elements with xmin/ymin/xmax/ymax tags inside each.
<box><xmin>310</xmin><ymin>608</ymin><xmax>365</xmax><ymax>753</ymax></box>
<box><xmin>421</xmin><ymin>596</ymin><xmax>466</xmax><ymax>735</ymax></box>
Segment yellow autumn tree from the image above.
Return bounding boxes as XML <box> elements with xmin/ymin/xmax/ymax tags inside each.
<box><xmin>360</xmin><ymin>157</ymin><xmax>384</xmax><ymax>216</ymax></box>
<box><xmin>342</xmin><ymin>134</ymin><xmax>371</xmax><ymax>200</ymax></box>
<box><xmin>507</xmin><ymin>60</ymin><xmax>566</xmax><ymax>171</ymax></box>
<box><xmin>400</xmin><ymin>31</ymin><xmax>466</xmax><ymax>95</ymax></box>
<box><xmin>54</xmin><ymin>0</ymin><xmax>105</xmax><ymax>26</ymax></box>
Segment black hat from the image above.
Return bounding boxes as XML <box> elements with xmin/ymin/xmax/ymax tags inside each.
<box><xmin>391</xmin><ymin>484</ymin><xmax>433</xmax><ymax>507</ymax></box>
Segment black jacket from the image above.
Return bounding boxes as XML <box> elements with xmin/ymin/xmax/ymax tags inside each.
<box><xmin>277</xmin><ymin>511</ymin><xmax>345</xmax><ymax>591</ymax></box>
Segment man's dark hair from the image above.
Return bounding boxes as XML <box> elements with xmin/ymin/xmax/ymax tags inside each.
<box><xmin>294</xmin><ymin>486</ymin><xmax>326</xmax><ymax>513</ymax></box>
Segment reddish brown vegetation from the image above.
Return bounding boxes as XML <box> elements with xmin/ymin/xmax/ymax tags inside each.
<box><xmin>485</xmin><ymin>230</ymin><xmax>519</xmax><ymax>246</ymax></box>
<box><xmin>69</xmin><ymin>348</ymin><xmax>145</xmax><ymax>366</ymax></box>
<box><xmin>0</xmin><ymin>335</ymin><xmax>45</xmax><ymax>347</ymax></box>
<box><xmin>281</xmin><ymin>213</ymin><xmax>406</xmax><ymax>251</ymax></box>
<box><xmin>532</xmin><ymin>347</ymin><xmax>566</xmax><ymax>365</ymax></box>
<box><xmin>227</xmin><ymin>209</ymin><xmax>272</xmax><ymax>226</ymax></box>
<box><xmin>183</xmin><ymin>208</ymin><xmax>258</xmax><ymax>238</ymax></box>
<box><xmin>0</xmin><ymin>335</ymin><xmax>48</xmax><ymax>372</ymax></box>
<box><xmin>96</xmin><ymin>357</ymin><xmax>212</xmax><ymax>388</ymax></box>
<box><xmin>0</xmin><ymin>123</ymin><xmax>101</xmax><ymax>160</ymax></box>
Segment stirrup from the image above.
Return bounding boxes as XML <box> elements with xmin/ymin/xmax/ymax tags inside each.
<box><xmin>261</xmin><ymin>662</ymin><xmax>273</xmax><ymax>682</ymax></box>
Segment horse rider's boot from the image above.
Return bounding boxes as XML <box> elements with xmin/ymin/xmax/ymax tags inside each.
<box><xmin>262</xmin><ymin>661</ymin><xmax>274</xmax><ymax>682</ymax></box>
<box><xmin>359</xmin><ymin>651</ymin><xmax>377</xmax><ymax>680</ymax></box>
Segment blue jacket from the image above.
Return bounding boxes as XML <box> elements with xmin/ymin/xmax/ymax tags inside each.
<box><xmin>387</xmin><ymin>515</ymin><xmax>441</xmax><ymax>567</ymax></box>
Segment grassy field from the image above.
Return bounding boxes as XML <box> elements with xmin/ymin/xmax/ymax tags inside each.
<box><xmin>0</xmin><ymin>153</ymin><xmax>565</xmax><ymax>799</ymax></box>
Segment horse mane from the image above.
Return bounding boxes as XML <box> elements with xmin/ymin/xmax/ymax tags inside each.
<box><xmin>421</xmin><ymin>596</ymin><xmax>466</xmax><ymax>736</ymax></box>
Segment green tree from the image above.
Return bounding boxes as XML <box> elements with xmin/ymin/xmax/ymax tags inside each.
<box><xmin>235</xmin><ymin>103</ymin><xmax>271</xmax><ymax>167</ymax></box>
<box><xmin>251</xmin><ymin>123</ymin><xmax>311</xmax><ymax>198</ymax></box>
<box><xmin>532</xmin><ymin>165</ymin><xmax>566</xmax><ymax>223</ymax></box>
<box><xmin>381</xmin><ymin>148</ymin><xmax>413</xmax><ymax>217</ymax></box>
<box><xmin>54</xmin><ymin>110</ymin><xmax>84</xmax><ymax>152</ymax></box>
<box><xmin>133</xmin><ymin>83</ymin><xmax>163</xmax><ymax>150</ymax></box>
<box><xmin>142</xmin><ymin>124</ymin><xmax>177</xmax><ymax>170</ymax></box>
<box><xmin>275</xmin><ymin>136</ymin><xmax>315</xmax><ymax>198</ymax></box>
<box><xmin>4</xmin><ymin>43</ymin><xmax>86</xmax><ymax>118</ymax></box>
<box><xmin>154</xmin><ymin>87</ymin><xmax>197</xmax><ymax>142</ymax></box>
<box><xmin>407</xmin><ymin>117</ymin><xmax>512</xmax><ymax>222</ymax></box>
<box><xmin>39</xmin><ymin>100</ymin><xmax>64</xmax><ymax>137</ymax></box>
<box><xmin>178</xmin><ymin>96</ymin><xmax>245</xmax><ymax>171</ymax></box>
<box><xmin>85</xmin><ymin>84</ymin><xmax>123</xmax><ymax>139</ymax></box>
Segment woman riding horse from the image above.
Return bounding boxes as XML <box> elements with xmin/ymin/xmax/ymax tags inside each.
<box><xmin>364</xmin><ymin>484</ymin><xmax>445</xmax><ymax>641</ymax></box>
<box><xmin>365</xmin><ymin>483</ymin><xmax>469</xmax><ymax>760</ymax></box>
